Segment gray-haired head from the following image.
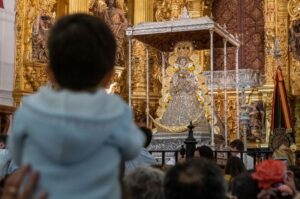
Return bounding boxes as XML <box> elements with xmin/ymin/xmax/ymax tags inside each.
<box><xmin>124</xmin><ymin>167</ymin><xmax>165</xmax><ymax>199</ymax></box>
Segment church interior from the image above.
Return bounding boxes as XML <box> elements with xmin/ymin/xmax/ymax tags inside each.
<box><xmin>1</xmin><ymin>0</ymin><xmax>300</xmax><ymax>155</ymax></box>
<box><xmin>2</xmin><ymin>1</ymin><xmax>300</xmax><ymax>198</ymax></box>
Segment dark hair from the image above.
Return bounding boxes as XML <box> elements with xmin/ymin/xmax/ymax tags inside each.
<box><xmin>164</xmin><ymin>158</ymin><xmax>226</xmax><ymax>199</ymax></box>
<box><xmin>48</xmin><ymin>14</ymin><xmax>116</xmax><ymax>91</ymax></box>
<box><xmin>230</xmin><ymin>139</ymin><xmax>244</xmax><ymax>152</ymax></box>
<box><xmin>0</xmin><ymin>135</ymin><xmax>7</xmax><ymax>144</ymax></box>
<box><xmin>195</xmin><ymin>145</ymin><xmax>214</xmax><ymax>160</ymax></box>
<box><xmin>225</xmin><ymin>156</ymin><xmax>246</xmax><ymax>178</ymax></box>
<box><xmin>231</xmin><ymin>173</ymin><xmax>260</xmax><ymax>199</ymax></box>
<box><xmin>139</xmin><ymin>127</ymin><xmax>152</xmax><ymax>148</ymax></box>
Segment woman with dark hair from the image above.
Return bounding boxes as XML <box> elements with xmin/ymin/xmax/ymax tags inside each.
<box><xmin>224</xmin><ymin>156</ymin><xmax>246</xmax><ymax>184</ymax></box>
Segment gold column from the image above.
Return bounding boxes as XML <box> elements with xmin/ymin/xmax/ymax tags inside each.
<box><xmin>264</xmin><ymin>0</ymin><xmax>277</xmax><ymax>86</ymax></box>
<box><xmin>188</xmin><ymin>0</ymin><xmax>202</xmax><ymax>18</ymax></box>
<box><xmin>134</xmin><ymin>0</ymin><xmax>153</xmax><ymax>24</ymax></box>
<box><xmin>276</xmin><ymin>0</ymin><xmax>290</xmax><ymax>91</ymax></box>
<box><xmin>57</xmin><ymin>0</ymin><xmax>69</xmax><ymax>17</ymax></box>
<box><xmin>264</xmin><ymin>0</ymin><xmax>289</xmax><ymax>87</ymax></box>
<box><xmin>131</xmin><ymin>0</ymin><xmax>155</xmax><ymax>125</ymax></box>
<box><xmin>68</xmin><ymin>0</ymin><xmax>89</xmax><ymax>14</ymax></box>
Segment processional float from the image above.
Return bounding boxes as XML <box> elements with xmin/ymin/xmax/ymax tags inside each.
<box><xmin>126</xmin><ymin>11</ymin><xmax>240</xmax><ymax>148</ymax></box>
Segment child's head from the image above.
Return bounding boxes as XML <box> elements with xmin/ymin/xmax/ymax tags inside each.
<box><xmin>48</xmin><ymin>14</ymin><xmax>116</xmax><ymax>91</ymax></box>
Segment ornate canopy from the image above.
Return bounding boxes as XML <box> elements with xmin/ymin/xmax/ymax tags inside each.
<box><xmin>125</xmin><ymin>14</ymin><xmax>241</xmax><ymax>146</ymax></box>
<box><xmin>126</xmin><ymin>16</ymin><xmax>240</xmax><ymax>52</ymax></box>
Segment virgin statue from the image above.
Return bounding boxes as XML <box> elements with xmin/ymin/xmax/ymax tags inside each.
<box><xmin>153</xmin><ymin>41</ymin><xmax>216</xmax><ymax>133</ymax></box>
<box><xmin>160</xmin><ymin>56</ymin><xmax>202</xmax><ymax>126</ymax></box>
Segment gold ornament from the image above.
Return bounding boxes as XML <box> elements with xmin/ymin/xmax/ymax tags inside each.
<box><xmin>288</xmin><ymin>0</ymin><xmax>300</xmax><ymax>20</ymax></box>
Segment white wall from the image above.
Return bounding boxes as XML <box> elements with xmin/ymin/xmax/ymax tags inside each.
<box><xmin>0</xmin><ymin>0</ymin><xmax>16</xmax><ymax>106</ymax></box>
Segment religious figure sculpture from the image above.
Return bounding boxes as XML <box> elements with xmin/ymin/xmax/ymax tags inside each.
<box><xmin>160</xmin><ymin>56</ymin><xmax>202</xmax><ymax>126</ymax></box>
<box><xmin>248</xmin><ymin>102</ymin><xmax>265</xmax><ymax>141</ymax></box>
<box><xmin>289</xmin><ymin>19</ymin><xmax>300</xmax><ymax>61</ymax></box>
<box><xmin>32</xmin><ymin>15</ymin><xmax>53</xmax><ymax>63</ymax></box>
<box><xmin>152</xmin><ymin>41</ymin><xmax>218</xmax><ymax>134</ymax></box>
<box><xmin>91</xmin><ymin>0</ymin><xmax>128</xmax><ymax>66</ymax></box>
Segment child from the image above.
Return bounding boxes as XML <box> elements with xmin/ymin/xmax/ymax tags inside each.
<box><xmin>9</xmin><ymin>14</ymin><xmax>144</xmax><ymax>199</ymax></box>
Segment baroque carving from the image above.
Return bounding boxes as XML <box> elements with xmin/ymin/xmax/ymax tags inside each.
<box><xmin>154</xmin><ymin>0</ymin><xmax>173</xmax><ymax>21</ymax></box>
<box><xmin>248</xmin><ymin>101</ymin><xmax>266</xmax><ymax>142</ymax></box>
<box><xmin>288</xmin><ymin>0</ymin><xmax>300</xmax><ymax>20</ymax></box>
<box><xmin>227</xmin><ymin>99</ymin><xmax>237</xmax><ymax>140</ymax></box>
<box><xmin>32</xmin><ymin>15</ymin><xmax>54</xmax><ymax>63</ymax></box>
<box><xmin>264</xmin><ymin>0</ymin><xmax>277</xmax><ymax>84</ymax></box>
<box><xmin>90</xmin><ymin>0</ymin><xmax>128</xmax><ymax>67</ymax></box>
<box><xmin>24</xmin><ymin>62</ymin><xmax>48</xmax><ymax>91</ymax></box>
<box><xmin>288</xmin><ymin>0</ymin><xmax>300</xmax><ymax>96</ymax></box>
<box><xmin>154</xmin><ymin>0</ymin><xmax>210</xmax><ymax>22</ymax></box>
<box><xmin>14</xmin><ymin>0</ymin><xmax>56</xmax><ymax>101</ymax></box>
<box><xmin>289</xmin><ymin>20</ymin><xmax>300</xmax><ymax>61</ymax></box>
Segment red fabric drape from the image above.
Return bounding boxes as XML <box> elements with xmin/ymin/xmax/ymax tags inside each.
<box><xmin>0</xmin><ymin>0</ymin><xmax>4</xmax><ymax>8</ymax></box>
<box><xmin>270</xmin><ymin>67</ymin><xmax>292</xmax><ymax>131</ymax></box>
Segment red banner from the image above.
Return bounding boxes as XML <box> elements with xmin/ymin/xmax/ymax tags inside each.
<box><xmin>270</xmin><ymin>67</ymin><xmax>292</xmax><ymax>131</ymax></box>
<box><xmin>0</xmin><ymin>0</ymin><xmax>3</xmax><ymax>9</ymax></box>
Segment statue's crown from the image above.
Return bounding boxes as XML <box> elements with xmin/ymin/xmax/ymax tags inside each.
<box><xmin>175</xmin><ymin>41</ymin><xmax>194</xmax><ymax>57</ymax></box>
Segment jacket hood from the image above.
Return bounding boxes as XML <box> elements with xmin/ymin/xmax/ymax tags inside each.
<box><xmin>19</xmin><ymin>86</ymin><xmax>132</xmax><ymax>164</ymax></box>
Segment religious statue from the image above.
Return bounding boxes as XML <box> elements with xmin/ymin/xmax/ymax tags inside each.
<box><xmin>160</xmin><ymin>56</ymin><xmax>202</xmax><ymax>126</ymax></box>
<box><xmin>152</xmin><ymin>41</ymin><xmax>216</xmax><ymax>133</ymax></box>
<box><xmin>91</xmin><ymin>0</ymin><xmax>128</xmax><ymax>67</ymax></box>
<box><xmin>289</xmin><ymin>19</ymin><xmax>300</xmax><ymax>61</ymax></box>
<box><xmin>32</xmin><ymin>15</ymin><xmax>54</xmax><ymax>63</ymax></box>
<box><xmin>248</xmin><ymin>102</ymin><xmax>265</xmax><ymax>141</ymax></box>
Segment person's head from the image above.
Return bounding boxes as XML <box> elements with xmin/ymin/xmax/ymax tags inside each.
<box><xmin>225</xmin><ymin>156</ymin><xmax>246</xmax><ymax>178</ymax></box>
<box><xmin>230</xmin><ymin>139</ymin><xmax>244</xmax><ymax>156</ymax></box>
<box><xmin>194</xmin><ymin>145</ymin><xmax>214</xmax><ymax>160</ymax></box>
<box><xmin>272</xmin><ymin>145</ymin><xmax>294</xmax><ymax>166</ymax></box>
<box><xmin>106</xmin><ymin>0</ymin><xmax>115</xmax><ymax>8</ymax></box>
<box><xmin>139</xmin><ymin>127</ymin><xmax>153</xmax><ymax>148</ymax></box>
<box><xmin>48</xmin><ymin>14</ymin><xmax>116</xmax><ymax>91</ymax></box>
<box><xmin>125</xmin><ymin>167</ymin><xmax>164</xmax><ymax>199</ymax></box>
<box><xmin>230</xmin><ymin>173</ymin><xmax>260</xmax><ymax>199</ymax></box>
<box><xmin>164</xmin><ymin>158</ymin><xmax>226</xmax><ymax>199</ymax></box>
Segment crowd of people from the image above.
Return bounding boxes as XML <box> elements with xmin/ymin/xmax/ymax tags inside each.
<box><xmin>0</xmin><ymin>13</ymin><xmax>300</xmax><ymax>199</ymax></box>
